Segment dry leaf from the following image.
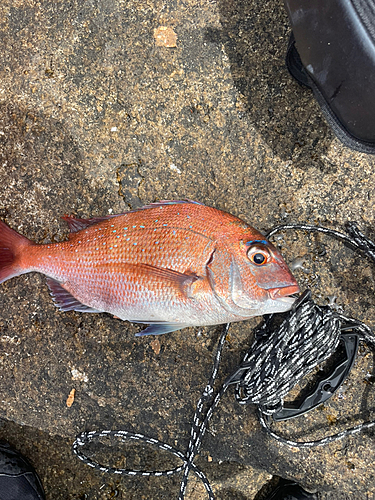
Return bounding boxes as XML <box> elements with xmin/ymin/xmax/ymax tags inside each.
<box><xmin>150</xmin><ymin>338</ymin><xmax>161</xmax><ymax>355</ymax></box>
<box><xmin>66</xmin><ymin>388</ymin><xmax>76</xmax><ymax>408</ymax></box>
<box><xmin>154</xmin><ymin>26</ymin><xmax>177</xmax><ymax>48</ymax></box>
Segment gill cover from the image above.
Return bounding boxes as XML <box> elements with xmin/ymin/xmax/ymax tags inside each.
<box><xmin>206</xmin><ymin>249</ymin><xmax>260</xmax><ymax>316</ymax></box>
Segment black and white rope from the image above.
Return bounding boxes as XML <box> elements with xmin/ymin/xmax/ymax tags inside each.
<box><xmin>258</xmin><ymin>410</ymin><xmax>375</xmax><ymax>449</ymax></box>
<box><xmin>73</xmin><ymin>429</ymin><xmax>186</xmax><ymax>476</ymax></box>
<box><xmin>73</xmin><ymin>222</ymin><xmax>375</xmax><ymax>499</ymax></box>
<box><xmin>235</xmin><ymin>299</ymin><xmax>375</xmax><ymax>447</ymax></box>
<box><xmin>266</xmin><ymin>222</ymin><xmax>375</xmax><ymax>262</ymax></box>
<box><xmin>229</xmin><ymin>297</ymin><xmax>341</xmax><ymax>414</ymax></box>
<box><xmin>73</xmin><ymin>323</ymin><xmax>231</xmax><ymax>500</ymax></box>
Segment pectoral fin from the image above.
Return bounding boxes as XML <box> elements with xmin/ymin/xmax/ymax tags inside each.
<box><xmin>115</xmin><ymin>263</ymin><xmax>200</xmax><ymax>299</ymax></box>
<box><xmin>136</xmin><ymin>264</ymin><xmax>198</xmax><ymax>287</ymax></box>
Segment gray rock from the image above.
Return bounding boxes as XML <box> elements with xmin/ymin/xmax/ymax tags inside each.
<box><xmin>0</xmin><ymin>0</ymin><xmax>375</xmax><ymax>498</ymax></box>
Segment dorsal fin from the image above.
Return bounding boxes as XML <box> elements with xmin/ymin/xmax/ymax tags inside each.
<box><xmin>133</xmin><ymin>199</ymin><xmax>205</xmax><ymax>210</ymax></box>
<box><xmin>61</xmin><ymin>214</ymin><xmax>118</xmax><ymax>233</ymax></box>
<box><xmin>62</xmin><ymin>200</ymin><xmax>206</xmax><ymax>234</ymax></box>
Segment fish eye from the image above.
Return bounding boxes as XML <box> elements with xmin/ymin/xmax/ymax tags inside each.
<box><xmin>247</xmin><ymin>245</ymin><xmax>271</xmax><ymax>266</ymax></box>
<box><xmin>253</xmin><ymin>253</ymin><xmax>266</xmax><ymax>265</ymax></box>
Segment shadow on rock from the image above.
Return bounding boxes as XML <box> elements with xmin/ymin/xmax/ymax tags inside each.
<box><xmin>0</xmin><ymin>101</ymin><xmax>116</xmax><ymax>238</ymax></box>
<box><xmin>207</xmin><ymin>0</ymin><xmax>334</xmax><ymax>170</ymax></box>
<box><xmin>216</xmin><ymin>490</ymin><xmax>249</xmax><ymax>500</ymax></box>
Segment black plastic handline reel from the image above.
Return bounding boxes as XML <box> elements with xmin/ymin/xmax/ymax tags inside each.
<box><xmin>227</xmin><ymin>290</ymin><xmax>360</xmax><ymax>422</ymax></box>
<box><xmin>272</xmin><ymin>330</ymin><xmax>358</xmax><ymax>422</ymax></box>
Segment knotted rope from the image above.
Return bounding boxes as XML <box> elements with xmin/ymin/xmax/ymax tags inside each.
<box><xmin>231</xmin><ymin>294</ymin><xmax>375</xmax><ymax>447</ymax></box>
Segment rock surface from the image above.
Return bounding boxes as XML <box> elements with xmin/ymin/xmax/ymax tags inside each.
<box><xmin>0</xmin><ymin>0</ymin><xmax>375</xmax><ymax>498</ymax></box>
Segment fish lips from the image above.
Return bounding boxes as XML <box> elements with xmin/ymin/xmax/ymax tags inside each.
<box><xmin>267</xmin><ymin>284</ymin><xmax>300</xmax><ymax>302</ymax></box>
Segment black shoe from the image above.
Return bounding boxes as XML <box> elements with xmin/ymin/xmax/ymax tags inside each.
<box><xmin>265</xmin><ymin>478</ymin><xmax>317</xmax><ymax>500</ymax></box>
<box><xmin>283</xmin><ymin>1</ymin><xmax>375</xmax><ymax>154</ymax></box>
<box><xmin>0</xmin><ymin>441</ymin><xmax>45</xmax><ymax>500</ymax></box>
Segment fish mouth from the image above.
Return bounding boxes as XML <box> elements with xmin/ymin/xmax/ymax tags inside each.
<box><xmin>268</xmin><ymin>285</ymin><xmax>301</xmax><ymax>301</ymax></box>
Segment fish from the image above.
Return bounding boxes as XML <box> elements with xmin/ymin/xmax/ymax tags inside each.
<box><xmin>0</xmin><ymin>200</ymin><xmax>299</xmax><ymax>336</ymax></box>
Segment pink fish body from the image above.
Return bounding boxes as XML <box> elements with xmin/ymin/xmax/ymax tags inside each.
<box><xmin>0</xmin><ymin>201</ymin><xmax>299</xmax><ymax>335</ymax></box>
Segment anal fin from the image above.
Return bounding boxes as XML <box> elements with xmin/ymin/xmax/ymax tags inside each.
<box><xmin>46</xmin><ymin>278</ymin><xmax>101</xmax><ymax>313</ymax></box>
<box><xmin>135</xmin><ymin>323</ymin><xmax>190</xmax><ymax>336</ymax></box>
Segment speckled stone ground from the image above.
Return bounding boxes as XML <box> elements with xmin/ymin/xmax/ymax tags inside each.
<box><xmin>0</xmin><ymin>0</ymin><xmax>375</xmax><ymax>499</ymax></box>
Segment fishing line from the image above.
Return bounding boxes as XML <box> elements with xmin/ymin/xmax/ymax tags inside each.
<box><xmin>266</xmin><ymin>222</ymin><xmax>375</xmax><ymax>262</ymax></box>
<box><xmin>73</xmin><ymin>222</ymin><xmax>375</xmax><ymax>499</ymax></box>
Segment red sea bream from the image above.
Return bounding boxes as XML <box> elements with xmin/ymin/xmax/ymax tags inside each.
<box><xmin>0</xmin><ymin>201</ymin><xmax>299</xmax><ymax>335</ymax></box>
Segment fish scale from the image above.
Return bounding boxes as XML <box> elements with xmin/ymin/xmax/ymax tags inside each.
<box><xmin>0</xmin><ymin>200</ymin><xmax>299</xmax><ymax>335</ymax></box>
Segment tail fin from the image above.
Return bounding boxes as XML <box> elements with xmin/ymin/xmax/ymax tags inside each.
<box><xmin>0</xmin><ymin>220</ymin><xmax>32</xmax><ymax>284</ymax></box>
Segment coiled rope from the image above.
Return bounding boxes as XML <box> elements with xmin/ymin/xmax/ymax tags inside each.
<box><xmin>73</xmin><ymin>222</ymin><xmax>375</xmax><ymax>499</ymax></box>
